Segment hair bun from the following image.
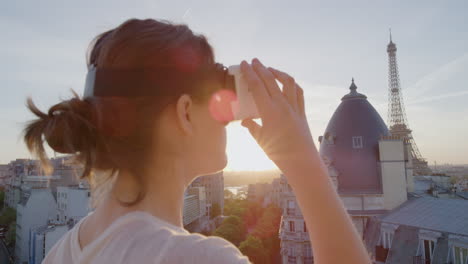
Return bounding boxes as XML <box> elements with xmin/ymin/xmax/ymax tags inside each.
<box><xmin>44</xmin><ymin>97</ymin><xmax>95</xmax><ymax>154</ymax></box>
<box><xmin>24</xmin><ymin>93</ymin><xmax>95</xmax><ymax>158</ymax></box>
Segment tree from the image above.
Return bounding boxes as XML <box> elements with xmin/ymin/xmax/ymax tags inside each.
<box><xmin>239</xmin><ymin>235</ymin><xmax>269</xmax><ymax>264</ymax></box>
<box><xmin>210</xmin><ymin>202</ymin><xmax>221</xmax><ymax>219</ymax></box>
<box><xmin>250</xmin><ymin>205</ymin><xmax>282</xmax><ymax>263</ymax></box>
<box><xmin>242</xmin><ymin>202</ymin><xmax>264</xmax><ymax>229</ymax></box>
<box><xmin>0</xmin><ymin>191</ymin><xmax>4</xmax><ymax>210</ymax></box>
<box><xmin>213</xmin><ymin>215</ymin><xmax>247</xmax><ymax>246</ymax></box>
<box><xmin>450</xmin><ymin>176</ymin><xmax>459</xmax><ymax>185</ymax></box>
<box><xmin>223</xmin><ymin>215</ymin><xmax>246</xmax><ymax>236</ymax></box>
<box><xmin>224</xmin><ymin>189</ymin><xmax>235</xmax><ymax>200</ymax></box>
<box><xmin>224</xmin><ymin>198</ymin><xmax>248</xmax><ymax>218</ymax></box>
<box><xmin>6</xmin><ymin>223</ymin><xmax>15</xmax><ymax>246</ymax></box>
<box><xmin>0</xmin><ymin>207</ymin><xmax>16</xmax><ymax>226</ymax></box>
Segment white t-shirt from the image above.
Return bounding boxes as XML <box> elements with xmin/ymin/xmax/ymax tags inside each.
<box><xmin>42</xmin><ymin>211</ymin><xmax>251</xmax><ymax>264</ymax></box>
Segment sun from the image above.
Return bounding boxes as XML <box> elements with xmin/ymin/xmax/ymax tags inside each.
<box><xmin>225</xmin><ymin>121</ymin><xmax>277</xmax><ymax>171</ymax></box>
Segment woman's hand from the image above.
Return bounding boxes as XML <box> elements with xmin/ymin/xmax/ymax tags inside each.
<box><xmin>240</xmin><ymin>59</ymin><xmax>317</xmax><ymax>169</ymax></box>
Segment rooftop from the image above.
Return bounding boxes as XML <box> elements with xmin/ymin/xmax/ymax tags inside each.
<box><xmin>381</xmin><ymin>197</ymin><xmax>468</xmax><ymax>236</ymax></box>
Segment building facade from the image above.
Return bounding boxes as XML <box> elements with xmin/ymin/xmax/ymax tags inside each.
<box><xmin>183</xmin><ymin>186</ymin><xmax>207</xmax><ymax>230</ymax></box>
<box><xmin>15</xmin><ymin>188</ymin><xmax>57</xmax><ymax>264</ymax></box>
<box><xmin>191</xmin><ymin>172</ymin><xmax>224</xmax><ymax>217</ymax></box>
<box><xmin>29</xmin><ymin>224</ymin><xmax>69</xmax><ymax>264</ymax></box>
<box><xmin>278</xmin><ymin>174</ymin><xmax>312</xmax><ymax>264</ymax></box>
<box><xmin>56</xmin><ymin>184</ymin><xmax>91</xmax><ymax>225</ymax></box>
<box><xmin>279</xmin><ymin>80</ymin><xmax>413</xmax><ymax>263</ymax></box>
<box><xmin>247</xmin><ymin>182</ymin><xmax>271</xmax><ymax>204</ymax></box>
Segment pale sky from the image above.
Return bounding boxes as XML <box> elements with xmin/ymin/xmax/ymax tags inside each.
<box><xmin>1</xmin><ymin>0</ymin><xmax>467</xmax><ymax>170</ymax></box>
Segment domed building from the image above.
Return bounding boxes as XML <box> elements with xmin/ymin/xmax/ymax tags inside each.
<box><xmin>319</xmin><ymin>79</ymin><xmax>413</xmax><ymax>235</ymax></box>
<box><xmin>319</xmin><ymin>78</ymin><xmax>389</xmax><ymax>194</ymax></box>
<box><xmin>279</xmin><ymin>79</ymin><xmax>414</xmax><ymax>264</ymax></box>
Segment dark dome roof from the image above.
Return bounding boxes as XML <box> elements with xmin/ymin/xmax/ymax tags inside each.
<box><xmin>319</xmin><ymin>79</ymin><xmax>390</xmax><ymax>194</ymax></box>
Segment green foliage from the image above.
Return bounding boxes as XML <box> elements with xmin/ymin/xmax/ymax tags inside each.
<box><xmin>239</xmin><ymin>235</ymin><xmax>269</xmax><ymax>264</ymax></box>
<box><xmin>0</xmin><ymin>207</ymin><xmax>16</xmax><ymax>226</ymax></box>
<box><xmin>251</xmin><ymin>205</ymin><xmax>282</xmax><ymax>263</ymax></box>
<box><xmin>224</xmin><ymin>198</ymin><xmax>248</xmax><ymax>218</ymax></box>
<box><xmin>221</xmin><ymin>197</ymin><xmax>282</xmax><ymax>262</ymax></box>
<box><xmin>252</xmin><ymin>205</ymin><xmax>281</xmax><ymax>237</ymax></box>
<box><xmin>213</xmin><ymin>216</ymin><xmax>244</xmax><ymax>245</ymax></box>
<box><xmin>223</xmin><ymin>215</ymin><xmax>242</xmax><ymax>226</ymax></box>
<box><xmin>450</xmin><ymin>176</ymin><xmax>459</xmax><ymax>184</ymax></box>
<box><xmin>243</xmin><ymin>202</ymin><xmax>264</xmax><ymax>229</ymax></box>
<box><xmin>224</xmin><ymin>189</ymin><xmax>235</xmax><ymax>200</ymax></box>
<box><xmin>210</xmin><ymin>202</ymin><xmax>221</xmax><ymax>219</ymax></box>
<box><xmin>0</xmin><ymin>191</ymin><xmax>4</xmax><ymax>210</ymax></box>
<box><xmin>6</xmin><ymin>223</ymin><xmax>15</xmax><ymax>246</ymax></box>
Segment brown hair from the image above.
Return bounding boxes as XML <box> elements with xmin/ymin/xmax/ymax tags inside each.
<box><xmin>23</xmin><ymin>18</ymin><xmax>216</xmax><ymax>208</ymax></box>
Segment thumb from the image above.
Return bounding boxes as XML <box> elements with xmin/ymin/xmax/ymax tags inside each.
<box><xmin>241</xmin><ymin>119</ymin><xmax>261</xmax><ymax>139</ymax></box>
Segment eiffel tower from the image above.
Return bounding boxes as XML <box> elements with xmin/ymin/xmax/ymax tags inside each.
<box><xmin>386</xmin><ymin>30</ymin><xmax>432</xmax><ymax>175</ymax></box>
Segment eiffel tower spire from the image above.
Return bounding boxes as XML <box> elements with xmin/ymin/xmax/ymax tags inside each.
<box><xmin>386</xmin><ymin>31</ymin><xmax>432</xmax><ymax>175</ymax></box>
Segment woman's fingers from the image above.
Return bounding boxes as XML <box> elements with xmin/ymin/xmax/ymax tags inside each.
<box><xmin>241</xmin><ymin>119</ymin><xmax>261</xmax><ymax>139</ymax></box>
<box><xmin>251</xmin><ymin>58</ymin><xmax>284</xmax><ymax>100</ymax></box>
<box><xmin>268</xmin><ymin>67</ymin><xmax>299</xmax><ymax>113</ymax></box>
<box><xmin>296</xmin><ymin>83</ymin><xmax>306</xmax><ymax>118</ymax></box>
<box><xmin>240</xmin><ymin>61</ymin><xmax>272</xmax><ymax>117</ymax></box>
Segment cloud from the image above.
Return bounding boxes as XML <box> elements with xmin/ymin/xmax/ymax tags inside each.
<box><xmin>406</xmin><ymin>90</ymin><xmax>468</xmax><ymax>105</ymax></box>
<box><xmin>182</xmin><ymin>8</ymin><xmax>192</xmax><ymax>21</ymax></box>
<box><xmin>405</xmin><ymin>52</ymin><xmax>468</xmax><ymax>99</ymax></box>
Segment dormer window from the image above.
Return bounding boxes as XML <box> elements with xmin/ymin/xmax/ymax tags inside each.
<box><xmin>422</xmin><ymin>239</ymin><xmax>435</xmax><ymax>263</ymax></box>
<box><xmin>352</xmin><ymin>136</ymin><xmax>363</xmax><ymax>149</ymax></box>
<box><xmin>453</xmin><ymin>246</ymin><xmax>468</xmax><ymax>264</ymax></box>
<box><xmin>417</xmin><ymin>230</ymin><xmax>441</xmax><ymax>264</ymax></box>
<box><xmin>320</xmin><ymin>132</ymin><xmax>336</xmax><ymax>145</ymax></box>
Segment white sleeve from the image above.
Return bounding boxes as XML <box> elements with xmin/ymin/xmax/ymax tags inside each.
<box><xmin>159</xmin><ymin>234</ymin><xmax>251</xmax><ymax>264</ymax></box>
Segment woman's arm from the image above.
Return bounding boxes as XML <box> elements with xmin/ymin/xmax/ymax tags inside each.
<box><xmin>240</xmin><ymin>59</ymin><xmax>371</xmax><ymax>264</ymax></box>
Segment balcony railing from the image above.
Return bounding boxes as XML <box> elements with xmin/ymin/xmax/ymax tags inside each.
<box><xmin>280</xmin><ymin>229</ymin><xmax>310</xmax><ymax>241</ymax></box>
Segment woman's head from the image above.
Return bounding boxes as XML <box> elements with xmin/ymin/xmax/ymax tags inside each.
<box><xmin>23</xmin><ymin>18</ymin><xmax>229</xmax><ymax>208</ymax></box>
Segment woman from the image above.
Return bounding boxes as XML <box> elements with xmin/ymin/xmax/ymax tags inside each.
<box><xmin>25</xmin><ymin>18</ymin><xmax>370</xmax><ymax>263</ymax></box>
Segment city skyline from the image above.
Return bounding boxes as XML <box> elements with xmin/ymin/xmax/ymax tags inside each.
<box><xmin>1</xmin><ymin>1</ymin><xmax>467</xmax><ymax>169</ymax></box>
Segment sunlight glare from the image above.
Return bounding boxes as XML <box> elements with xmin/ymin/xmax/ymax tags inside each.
<box><xmin>225</xmin><ymin>121</ymin><xmax>276</xmax><ymax>171</ymax></box>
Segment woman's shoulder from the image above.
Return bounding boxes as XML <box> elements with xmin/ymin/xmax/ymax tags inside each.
<box><xmin>128</xmin><ymin>230</ymin><xmax>251</xmax><ymax>264</ymax></box>
<box><xmin>117</xmin><ymin>212</ymin><xmax>251</xmax><ymax>263</ymax></box>
<box><xmin>169</xmin><ymin>233</ymin><xmax>251</xmax><ymax>262</ymax></box>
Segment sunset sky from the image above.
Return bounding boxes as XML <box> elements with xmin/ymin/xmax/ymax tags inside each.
<box><xmin>1</xmin><ymin>0</ymin><xmax>467</xmax><ymax>170</ymax></box>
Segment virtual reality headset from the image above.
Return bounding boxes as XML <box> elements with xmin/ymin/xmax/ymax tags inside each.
<box><xmin>83</xmin><ymin>63</ymin><xmax>260</xmax><ymax>122</ymax></box>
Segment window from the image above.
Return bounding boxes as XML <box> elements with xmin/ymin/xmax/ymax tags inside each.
<box><xmin>287</xmin><ymin>248</ymin><xmax>296</xmax><ymax>264</ymax></box>
<box><xmin>289</xmin><ymin>221</ymin><xmax>295</xmax><ymax>232</ymax></box>
<box><xmin>288</xmin><ymin>256</ymin><xmax>296</xmax><ymax>263</ymax></box>
<box><xmin>382</xmin><ymin>231</ymin><xmax>394</xmax><ymax>249</ymax></box>
<box><xmin>304</xmin><ymin>222</ymin><xmax>307</xmax><ymax>233</ymax></box>
<box><xmin>303</xmin><ymin>244</ymin><xmax>313</xmax><ymax>264</ymax></box>
<box><xmin>287</xmin><ymin>200</ymin><xmax>295</xmax><ymax>215</ymax></box>
<box><xmin>422</xmin><ymin>239</ymin><xmax>435</xmax><ymax>263</ymax></box>
<box><xmin>453</xmin><ymin>246</ymin><xmax>468</xmax><ymax>264</ymax></box>
<box><xmin>352</xmin><ymin>136</ymin><xmax>363</xmax><ymax>149</ymax></box>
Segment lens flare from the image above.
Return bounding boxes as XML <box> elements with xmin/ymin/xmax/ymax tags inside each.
<box><xmin>209</xmin><ymin>89</ymin><xmax>237</xmax><ymax>123</ymax></box>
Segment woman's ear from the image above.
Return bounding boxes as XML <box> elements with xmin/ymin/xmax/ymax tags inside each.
<box><xmin>175</xmin><ymin>94</ymin><xmax>194</xmax><ymax>136</ymax></box>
